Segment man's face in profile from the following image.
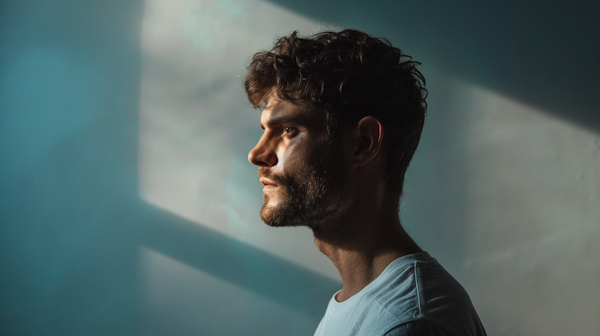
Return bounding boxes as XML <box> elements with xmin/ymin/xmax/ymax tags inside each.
<box><xmin>248</xmin><ymin>97</ymin><xmax>347</xmax><ymax>229</ymax></box>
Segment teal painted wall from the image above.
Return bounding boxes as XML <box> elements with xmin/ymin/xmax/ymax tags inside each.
<box><xmin>1</xmin><ymin>1</ymin><xmax>599</xmax><ymax>335</ymax></box>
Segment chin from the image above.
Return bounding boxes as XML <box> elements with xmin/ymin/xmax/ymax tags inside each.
<box><xmin>260</xmin><ymin>206</ymin><xmax>284</xmax><ymax>227</ymax></box>
<box><xmin>259</xmin><ymin>203</ymin><xmax>296</xmax><ymax>228</ymax></box>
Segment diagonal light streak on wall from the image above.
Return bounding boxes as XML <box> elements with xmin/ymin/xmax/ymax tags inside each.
<box><xmin>137</xmin><ymin>1</ymin><xmax>600</xmax><ymax>335</ymax></box>
<box><xmin>138</xmin><ymin>0</ymin><xmax>340</xmax><ymax>281</ymax></box>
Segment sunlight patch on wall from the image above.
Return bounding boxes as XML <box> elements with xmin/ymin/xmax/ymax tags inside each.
<box><xmin>138</xmin><ymin>0</ymin><xmax>339</xmax><ymax>281</ymax></box>
<box><xmin>454</xmin><ymin>81</ymin><xmax>600</xmax><ymax>335</ymax></box>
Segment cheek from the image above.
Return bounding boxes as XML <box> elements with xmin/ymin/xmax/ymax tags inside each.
<box><xmin>271</xmin><ymin>146</ymin><xmax>286</xmax><ymax>173</ymax></box>
<box><xmin>272</xmin><ymin>140</ymin><xmax>307</xmax><ymax>175</ymax></box>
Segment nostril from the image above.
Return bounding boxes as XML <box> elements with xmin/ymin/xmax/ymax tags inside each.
<box><xmin>267</xmin><ymin>153</ymin><xmax>278</xmax><ymax>167</ymax></box>
<box><xmin>248</xmin><ymin>146</ymin><xmax>277</xmax><ymax>167</ymax></box>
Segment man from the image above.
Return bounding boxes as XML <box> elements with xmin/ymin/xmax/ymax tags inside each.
<box><xmin>245</xmin><ymin>29</ymin><xmax>486</xmax><ymax>336</ymax></box>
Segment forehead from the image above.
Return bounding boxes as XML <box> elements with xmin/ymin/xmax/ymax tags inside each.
<box><xmin>260</xmin><ymin>97</ymin><xmax>325</xmax><ymax>129</ymax></box>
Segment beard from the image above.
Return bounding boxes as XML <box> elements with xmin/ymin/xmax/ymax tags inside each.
<box><xmin>258</xmin><ymin>152</ymin><xmax>348</xmax><ymax>231</ymax></box>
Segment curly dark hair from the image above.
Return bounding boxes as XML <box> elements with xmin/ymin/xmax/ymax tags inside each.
<box><xmin>245</xmin><ymin>29</ymin><xmax>427</xmax><ymax>195</ymax></box>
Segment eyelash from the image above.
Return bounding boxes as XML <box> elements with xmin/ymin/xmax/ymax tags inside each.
<box><xmin>282</xmin><ymin>126</ymin><xmax>297</xmax><ymax>136</ymax></box>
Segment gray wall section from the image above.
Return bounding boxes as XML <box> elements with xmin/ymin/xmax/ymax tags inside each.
<box><xmin>1</xmin><ymin>0</ymin><xmax>599</xmax><ymax>335</ymax></box>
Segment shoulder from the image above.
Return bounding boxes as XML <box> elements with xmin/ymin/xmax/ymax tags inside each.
<box><xmin>406</xmin><ymin>255</ymin><xmax>487</xmax><ymax>336</ymax></box>
<box><xmin>382</xmin><ymin>253</ymin><xmax>487</xmax><ymax>336</ymax></box>
<box><xmin>314</xmin><ymin>253</ymin><xmax>486</xmax><ymax>336</ymax></box>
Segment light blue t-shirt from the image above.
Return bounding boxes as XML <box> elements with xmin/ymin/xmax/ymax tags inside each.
<box><xmin>313</xmin><ymin>252</ymin><xmax>487</xmax><ymax>336</ymax></box>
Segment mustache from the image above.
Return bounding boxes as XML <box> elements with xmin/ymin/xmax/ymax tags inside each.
<box><xmin>258</xmin><ymin>167</ymin><xmax>286</xmax><ymax>186</ymax></box>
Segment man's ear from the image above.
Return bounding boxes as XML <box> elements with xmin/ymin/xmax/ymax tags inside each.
<box><xmin>351</xmin><ymin>116</ymin><xmax>384</xmax><ymax>167</ymax></box>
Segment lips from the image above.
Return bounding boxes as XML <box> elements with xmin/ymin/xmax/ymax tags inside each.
<box><xmin>260</xmin><ymin>178</ymin><xmax>278</xmax><ymax>190</ymax></box>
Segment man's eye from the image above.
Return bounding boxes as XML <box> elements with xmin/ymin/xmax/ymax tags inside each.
<box><xmin>282</xmin><ymin>126</ymin><xmax>298</xmax><ymax>137</ymax></box>
<box><xmin>283</xmin><ymin>126</ymin><xmax>294</xmax><ymax>133</ymax></box>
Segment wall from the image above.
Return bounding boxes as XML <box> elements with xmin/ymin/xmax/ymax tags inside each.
<box><xmin>1</xmin><ymin>0</ymin><xmax>598</xmax><ymax>335</ymax></box>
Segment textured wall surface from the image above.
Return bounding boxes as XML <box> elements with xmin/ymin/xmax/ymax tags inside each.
<box><xmin>403</xmin><ymin>76</ymin><xmax>600</xmax><ymax>335</ymax></box>
<box><xmin>1</xmin><ymin>0</ymin><xmax>598</xmax><ymax>335</ymax></box>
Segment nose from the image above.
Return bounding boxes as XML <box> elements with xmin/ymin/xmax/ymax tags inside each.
<box><xmin>248</xmin><ymin>137</ymin><xmax>278</xmax><ymax>167</ymax></box>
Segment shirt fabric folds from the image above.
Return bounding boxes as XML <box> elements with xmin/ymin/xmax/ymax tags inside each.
<box><xmin>313</xmin><ymin>252</ymin><xmax>487</xmax><ymax>336</ymax></box>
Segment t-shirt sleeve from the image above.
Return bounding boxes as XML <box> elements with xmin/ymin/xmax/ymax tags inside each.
<box><xmin>383</xmin><ymin>320</ymin><xmax>452</xmax><ymax>336</ymax></box>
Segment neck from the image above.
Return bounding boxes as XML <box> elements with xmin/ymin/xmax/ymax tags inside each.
<box><xmin>313</xmin><ymin>202</ymin><xmax>422</xmax><ymax>302</ymax></box>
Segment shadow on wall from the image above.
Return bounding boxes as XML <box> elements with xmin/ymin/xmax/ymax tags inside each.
<box><xmin>265</xmin><ymin>0</ymin><xmax>600</xmax><ymax>132</ymax></box>
<box><xmin>0</xmin><ymin>1</ymin><xmax>337</xmax><ymax>335</ymax></box>
<box><xmin>0</xmin><ymin>0</ymin><xmax>145</xmax><ymax>334</ymax></box>
<box><xmin>137</xmin><ymin>204</ymin><xmax>339</xmax><ymax>336</ymax></box>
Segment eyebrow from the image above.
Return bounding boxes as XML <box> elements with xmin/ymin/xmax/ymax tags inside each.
<box><xmin>261</xmin><ymin>115</ymin><xmax>309</xmax><ymax>129</ymax></box>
